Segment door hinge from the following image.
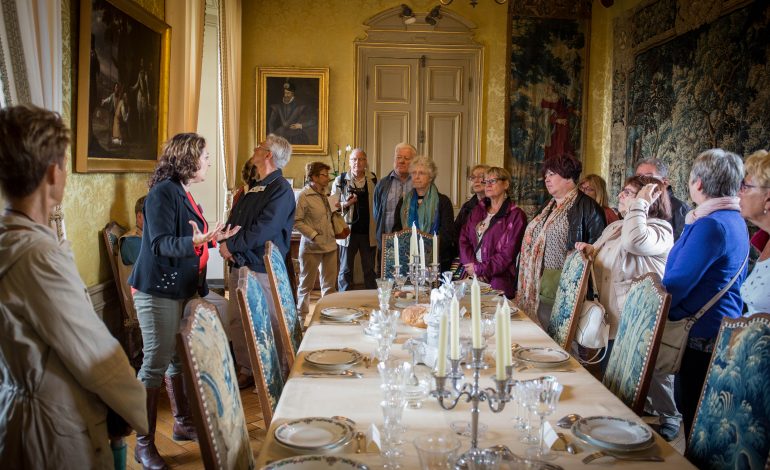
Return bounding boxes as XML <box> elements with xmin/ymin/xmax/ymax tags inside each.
<box><xmin>420</xmin><ymin>55</ymin><xmax>426</xmax><ymax>68</ymax></box>
<box><xmin>418</xmin><ymin>130</ymin><xmax>425</xmax><ymax>144</ymax></box>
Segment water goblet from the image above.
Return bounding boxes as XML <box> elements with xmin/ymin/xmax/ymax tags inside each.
<box><xmin>378</xmin><ymin>359</ymin><xmax>412</xmax><ymax>396</ymax></box>
<box><xmin>413</xmin><ymin>433</ymin><xmax>461</xmax><ymax>470</ymax></box>
<box><xmin>392</xmin><ymin>266</ymin><xmax>408</xmax><ymax>294</ymax></box>
<box><xmin>377</xmin><ymin>277</ymin><xmax>394</xmax><ymax>307</ymax></box>
<box><xmin>527</xmin><ymin>380</ymin><xmax>564</xmax><ymax>461</ymax></box>
<box><xmin>404</xmin><ymin>369</ymin><xmax>432</xmax><ymax>409</ymax></box>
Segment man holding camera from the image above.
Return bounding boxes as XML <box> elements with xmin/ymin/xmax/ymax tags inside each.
<box><xmin>331</xmin><ymin>148</ymin><xmax>378</xmax><ymax>290</ymax></box>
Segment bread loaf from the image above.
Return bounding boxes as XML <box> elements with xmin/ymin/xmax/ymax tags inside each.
<box><xmin>401</xmin><ymin>304</ymin><xmax>429</xmax><ymax>328</ymax></box>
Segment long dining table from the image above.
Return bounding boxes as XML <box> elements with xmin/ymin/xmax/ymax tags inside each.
<box><xmin>256</xmin><ymin>290</ymin><xmax>695</xmax><ymax>469</ymax></box>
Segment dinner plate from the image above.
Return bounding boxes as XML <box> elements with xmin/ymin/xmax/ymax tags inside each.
<box><xmin>274</xmin><ymin>417</ymin><xmax>355</xmax><ymax>451</ymax></box>
<box><xmin>513</xmin><ymin>347</ymin><xmax>570</xmax><ymax>367</ymax></box>
<box><xmin>305</xmin><ymin>348</ymin><xmax>362</xmax><ymax>370</ymax></box>
<box><xmin>321</xmin><ymin>307</ymin><xmax>364</xmax><ymax>322</ymax></box>
<box><xmin>263</xmin><ymin>455</ymin><xmax>369</xmax><ymax>469</ymax></box>
<box><xmin>572</xmin><ymin>416</ymin><xmax>655</xmax><ymax>452</ymax></box>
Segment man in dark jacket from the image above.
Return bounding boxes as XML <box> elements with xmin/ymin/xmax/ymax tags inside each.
<box><xmin>220</xmin><ymin>134</ymin><xmax>296</xmax><ymax>388</ymax></box>
<box><xmin>636</xmin><ymin>159</ymin><xmax>690</xmax><ymax>240</ymax></box>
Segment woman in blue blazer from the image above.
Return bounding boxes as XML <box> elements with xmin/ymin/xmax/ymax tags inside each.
<box><xmin>128</xmin><ymin>133</ymin><xmax>237</xmax><ymax>469</ymax></box>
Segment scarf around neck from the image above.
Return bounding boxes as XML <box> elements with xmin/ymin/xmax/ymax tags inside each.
<box><xmin>685</xmin><ymin>196</ymin><xmax>740</xmax><ymax>224</ymax></box>
<box><xmin>401</xmin><ymin>184</ymin><xmax>440</xmax><ymax>234</ymax></box>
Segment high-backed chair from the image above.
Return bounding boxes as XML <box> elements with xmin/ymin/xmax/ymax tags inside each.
<box><xmin>101</xmin><ymin>221</ymin><xmax>143</xmax><ymax>370</ymax></box>
<box><xmin>177</xmin><ymin>300</ymin><xmax>255</xmax><ymax>470</ymax></box>
<box><xmin>264</xmin><ymin>241</ymin><xmax>303</xmax><ymax>369</ymax></box>
<box><xmin>235</xmin><ymin>267</ymin><xmax>285</xmax><ymax>427</ymax></box>
<box><xmin>546</xmin><ymin>250</ymin><xmax>590</xmax><ymax>350</ymax></box>
<box><xmin>602</xmin><ymin>273</ymin><xmax>670</xmax><ymax>414</ymax></box>
<box><xmin>381</xmin><ymin>228</ymin><xmax>434</xmax><ymax>278</ymax></box>
<box><xmin>687</xmin><ymin>313</ymin><xmax>770</xmax><ymax>469</ymax></box>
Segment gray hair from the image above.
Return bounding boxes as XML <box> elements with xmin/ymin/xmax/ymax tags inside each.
<box><xmin>350</xmin><ymin>148</ymin><xmax>367</xmax><ymax>159</ymax></box>
<box><xmin>409</xmin><ymin>155</ymin><xmax>437</xmax><ymax>180</ymax></box>
<box><xmin>394</xmin><ymin>142</ymin><xmax>417</xmax><ymax>158</ymax></box>
<box><xmin>690</xmin><ymin>148</ymin><xmax>744</xmax><ymax>198</ymax></box>
<box><xmin>635</xmin><ymin>158</ymin><xmax>669</xmax><ymax>178</ymax></box>
<box><xmin>265</xmin><ymin>133</ymin><xmax>292</xmax><ymax>169</ymax></box>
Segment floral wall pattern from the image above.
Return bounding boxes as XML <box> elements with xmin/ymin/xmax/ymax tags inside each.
<box><xmin>609</xmin><ymin>0</ymin><xmax>770</xmax><ymax>205</ymax></box>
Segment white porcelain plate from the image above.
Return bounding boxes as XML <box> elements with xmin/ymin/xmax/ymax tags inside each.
<box><xmin>274</xmin><ymin>418</ymin><xmax>354</xmax><ymax>451</ymax></box>
<box><xmin>321</xmin><ymin>307</ymin><xmax>364</xmax><ymax>321</ymax></box>
<box><xmin>513</xmin><ymin>347</ymin><xmax>570</xmax><ymax>367</ymax></box>
<box><xmin>572</xmin><ymin>416</ymin><xmax>655</xmax><ymax>451</ymax></box>
<box><xmin>264</xmin><ymin>455</ymin><xmax>369</xmax><ymax>469</ymax></box>
<box><xmin>305</xmin><ymin>348</ymin><xmax>362</xmax><ymax>370</ymax></box>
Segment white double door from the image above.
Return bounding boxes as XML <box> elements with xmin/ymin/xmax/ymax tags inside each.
<box><xmin>361</xmin><ymin>52</ymin><xmax>480</xmax><ymax>211</ymax></box>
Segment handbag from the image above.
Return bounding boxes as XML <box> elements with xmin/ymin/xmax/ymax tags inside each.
<box><xmin>331</xmin><ymin>211</ymin><xmax>350</xmax><ymax>240</ymax></box>
<box><xmin>575</xmin><ymin>259</ymin><xmax>610</xmax><ymax>364</ymax></box>
<box><xmin>656</xmin><ymin>254</ymin><xmax>748</xmax><ymax>374</ymax></box>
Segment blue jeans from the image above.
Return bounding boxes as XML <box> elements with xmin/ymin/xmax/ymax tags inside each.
<box><xmin>134</xmin><ymin>291</ymin><xmax>186</xmax><ymax>388</ymax></box>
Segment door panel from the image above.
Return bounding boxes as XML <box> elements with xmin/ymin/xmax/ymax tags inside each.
<box><xmin>426</xmin><ymin>112</ymin><xmax>461</xmax><ymax>205</ymax></box>
<box><xmin>375</xmin><ymin>65</ymin><xmax>412</xmax><ymax>103</ymax></box>
<box><xmin>426</xmin><ymin>66</ymin><xmax>463</xmax><ymax>104</ymax></box>
<box><xmin>373</xmin><ymin>112</ymin><xmax>410</xmax><ymax>174</ymax></box>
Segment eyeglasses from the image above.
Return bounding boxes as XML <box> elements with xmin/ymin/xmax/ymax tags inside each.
<box><xmin>740</xmin><ymin>181</ymin><xmax>770</xmax><ymax>192</ymax></box>
<box><xmin>257</xmin><ymin>145</ymin><xmax>271</xmax><ymax>153</ymax></box>
<box><xmin>483</xmin><ymin>178</ymin><xmax>504</xmax><ymax>185</ymax></box>
<box><xmin>468</xmin><ymin>174</ymin><xmax>485</xmax><ymax>181</ymax></box>
<box><xmin>619</xmin><ymin>188</ymin><xmax>638</xmax><ymax>197</ymax></box>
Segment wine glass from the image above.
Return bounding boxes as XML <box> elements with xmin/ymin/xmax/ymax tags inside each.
<box><xmin>527</xmin><ymin>380</ymin><xmax>564</xmax><ymax>460</ymax></box>
<box><xmin>377</xmin><ymin>278</ymin><xmax>394</xmax><ymax>309</ymax></box>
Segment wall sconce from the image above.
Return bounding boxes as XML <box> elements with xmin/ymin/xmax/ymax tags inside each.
<box><xmin>400</xmin><ymin>4</ymin><xmax>416</xmax><ymax>24</ymax></box>
<box><xmin>425</xmin><ymin>5</ymin><xmax>442</xmax><ymax>25</ymax></box>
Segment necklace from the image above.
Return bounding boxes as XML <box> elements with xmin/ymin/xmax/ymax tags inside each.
<box><xmin>5</xmin><ymin>208</ymin><xmax>35</xmax><ymax>222</ymax></box>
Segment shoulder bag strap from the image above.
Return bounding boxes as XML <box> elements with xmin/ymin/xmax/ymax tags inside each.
<box><xmin>690</xmin><ymin>252</ymin><xmax>749</xmax><ymax>323</ymax></box>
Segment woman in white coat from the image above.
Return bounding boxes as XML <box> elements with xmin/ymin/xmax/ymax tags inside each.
<box><xmin>0</xmin><ymin>105</ymin><xmax>147</xmax><ymax>469</ymax></box>
<box><xmin>576</xmin><ymin>174</ymin><xmax>679</xmax><ymax>441</ymax></box>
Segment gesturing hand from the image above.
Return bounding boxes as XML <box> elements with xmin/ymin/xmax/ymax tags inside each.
<box><xmin>190</xmin><ymin>220</ymin><xmax>224</xmax><ymax>247</ymax></box>
<box><xmin>216</xmin><ymin>224</ymin><xmax>241</xmax><ymax>242</ymax></box>
<box><xmin>637</xmin><ymin>183</ymin><xmax>662</xmax><ymax>204</ymax></box>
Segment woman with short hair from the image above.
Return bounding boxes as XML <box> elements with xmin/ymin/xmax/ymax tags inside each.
<box><xmin>739</xmin><ymin>149</ymin><xmax>770</xmax><ymax>315</ymax></box>
<box><xmin>663</xmin><ymin>148</ymin><xmax>749</xmax><ymax>436</ymax></box>
<box><xmin>295</xmin><ymin>161</ymin><xmax>338</xmax><ymax>318</ymax></box>
<box><xmin>516</xmin><ymin>153</ymin><xmax>606</xmax><ymax>327</ymax></box>
<box><xmin>458</xmin><ymin>167</ymin><xmax>527</xmax><ymax>298</ymax></box>
<box><xmin>455</xmin><ymin>164</ymin><xmax>491</xmax><ymax>242</ymax></box>
<box><xmin>579</xmin><ymin>174</ymin><xmax>619</xmax><ymax>224</ymax></box>
<box><xmin>393</xmin><ymin>156</ymin><xmax>456</xmax><ymax>271</ymax></box>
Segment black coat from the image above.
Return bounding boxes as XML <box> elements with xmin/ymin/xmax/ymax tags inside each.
<box><xmin>393</xmin><ymin>192</ymin><xmax>457</xmax><ymax>272</ymax></box>
<box><xmin>565</xmin><ymin>190</ymin><xmax>607</xmax><ymax>248</ymax></box>
<box><xmin>129</xmin><ymin>179</ymin><xmax>209</xmax><ymax>299</ymax></box>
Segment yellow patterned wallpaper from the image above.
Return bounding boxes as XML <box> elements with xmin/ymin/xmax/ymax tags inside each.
<box><xmin>238</xmin><ymin>0</ymin><xmax>510</xmax><ymax>183</ymax></box>
<box><xmin>61</xmin><ymin>0</ymin><xmax>163</xmax><ymax>286</ymax></box>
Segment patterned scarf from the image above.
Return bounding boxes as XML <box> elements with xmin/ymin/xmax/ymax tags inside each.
<box><xmin>516</xmin><ymin>188</ymin><xmax>579</xmax><ymax>322</ymax></box>
<box><xmin>401</xmin><ymin>184</ymin><xmax>440</xmax><ymax>234</ymax></box>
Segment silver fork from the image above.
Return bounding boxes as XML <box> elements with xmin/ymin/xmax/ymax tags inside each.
<box><xmin>582</xmin><ymin>451</ymin><xmax>664</xmax><ymax>463</ymax></box>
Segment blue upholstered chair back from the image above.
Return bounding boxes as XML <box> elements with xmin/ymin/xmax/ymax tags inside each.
<box><xmin>177</xmin><ymin>300</ymin><xmax>255</xmax><ymax>470</ymax></box>
<box><xmin>264</xmin><ymin>241</ymin><xmax>302</xmax><ymax>367</ymax></box>
<box><xmin>381</xmin><ymin>229</ymin><xmax>434</xmax><ymax>278</ymax></box>
<box><xmin>602</xmin><ymin>273</ymin><xmax>670</xmax><ymax>414</ymax></box>
<box><xmin>546</xmin><ymin>250</ymin><xmax>590</xmax><ymax>350</ymax></box>
<box><xmin>687</xmin><ymin>313</ymin><xmax>770</xmax><ymax>470</ymax></box>
<box><xmin>236</xmin><ymin>267</ymin><xmax>284</xmax><ymax>427</ymax></box>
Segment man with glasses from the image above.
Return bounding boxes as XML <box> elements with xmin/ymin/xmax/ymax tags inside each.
<box><xmin>373</xmin><ymin>142</ymin><xmax>416</xmax><ymax>271</ymax></box>
<box><xmin>332</xmin><ymin>149</ymin><xmax>378</xmax><ymax>290</ymax></box>
<box><xmin>635</xmin><ymin>158</ymin><xmax>690</xmax><ymax>240</ymax></box>
<box><xmin>220</xmin><ymin>134</ymin><xmax>296</xmax><ymax>389</ymax></box>
<box><xmin>454</xmin><ymin>164</ymin><xmax>490</xmax><ymax>246</ymax></box>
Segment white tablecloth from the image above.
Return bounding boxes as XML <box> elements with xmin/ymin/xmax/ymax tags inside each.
<box><xmin>256</xmin><ymin>290</ymin><xmax>694</xmax><ymax>469</ymax></box>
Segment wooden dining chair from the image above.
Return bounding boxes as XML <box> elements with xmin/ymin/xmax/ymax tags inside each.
<box><xmin>380</xmin><ymin>228</ymin><xmax>434</xmax><ymax>278</ymax></box>
<box><xmin>235</xmin><ymin>267</ymin><xmax>285</xmax><ymax>427</ymax></box>
<box><xmin>602</xmin><ymin>273</ymin><xmax>670</xmax><ymax>414</ymax></box>
<box><xmin>177</xmin><ymin>300</ymin><xmax>255</xmax><ymax>470</ymax></box>
<box><xmin>264</xmin><ymin>241</ymin><xmax>303</xmax><ymax>369</ymax></box>
<box><xmin>546</xmin><ymin>249</ymin><xmax>590</xmax><ymax>351</ymax></box>
<box><xmin>686</xmin><ymin>313</ymin><xmax>770</xmax><ymax>469</ymax></box>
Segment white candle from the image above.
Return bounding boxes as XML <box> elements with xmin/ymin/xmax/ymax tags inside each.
<box><xmin>495</xmin><ymin>302</ymin><xmax>505</xmax><ymax>379</ymax></box>
<box><xmin>432</xmin><ymin>233</ymin><xmax>439</xmax><ymax>265</ymax></box>
<box><xmin>393</xmin><ymin>235</ymin><xmax>400</xmax><ymax>267</ymax></box>
<box><xmin>471</xmin><ymin>277</ymin><xmax>482</xmax><ymax>348</ymax></box>
<box><xmin>502</xmin><ymin>300</ymin><xmax>512</xmax><ymax>367</ymax></box>
<box><xmin>437</xmin><ymin>312</ymin><xmax>448</xmax><ymax>376</ymax></box>
<box><xmin>410</xmin><ymin>223</ymin><xmax>418</xmax><ymax>261</ymax></box>
<box><xmin>450</xmin><ymin>297</ymin><xmax>460</xmax><ymax>359</ymax></box>
<box><xmin>419</xmin><ymin>237</ymin><xmax>426</xmax><ymax>269</ymax></box>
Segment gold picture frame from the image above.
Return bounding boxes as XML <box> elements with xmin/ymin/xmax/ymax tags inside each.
<box><xmin>75</xmin><ymin>0</ymin><xmax>170</xmax><ymax>172</ymax></box>
<box><xmin>256</xmin><ymin>67</ymin><xmax>328</xmax><ymax>155</ymax></box>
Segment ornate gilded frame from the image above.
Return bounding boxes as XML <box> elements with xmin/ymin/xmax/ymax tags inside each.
<box><xmin>256</xmin><ymin>67</ymin><xmax>328</xmax><ymax>155</ymax></box>
<box><xmin>75</xmin><ymin>0</ymin><xmax>170</xmax><ymax>172</ymax></box>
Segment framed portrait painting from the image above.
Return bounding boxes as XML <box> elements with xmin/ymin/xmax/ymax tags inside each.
<box><xmin>256</xmin><ymin>67</ymin><xmax>328</xmax><ymax>155</ymax></box>
<box><xmin>75</xmin><ymin>0</ymin><xmax>170</xmax><ymax>172</ymax></box>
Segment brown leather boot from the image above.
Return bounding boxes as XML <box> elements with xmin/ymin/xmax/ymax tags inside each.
<box><xmin>165</xmin><ymin>374</ymin><xmax>198</xmax><ymax>441</ymax></box>
<box><xmin>134</xmin><ymin>386</ymin><xmax>168</xmax><ymax>470</ymax></box>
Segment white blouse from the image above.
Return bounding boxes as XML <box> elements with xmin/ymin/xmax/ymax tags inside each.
<box><xmin>741</xmin><ymin>257</ymin><xmax>770</xmax><ymax>315</ymax></box>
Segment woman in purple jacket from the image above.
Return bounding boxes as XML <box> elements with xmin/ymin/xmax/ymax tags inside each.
<box><xmin>459</xmin><ymin>167</ymin><xmax>528</xmax><ymax>298</ymax></box>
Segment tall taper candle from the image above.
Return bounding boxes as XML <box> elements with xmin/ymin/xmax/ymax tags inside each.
<box><xmin>502</xmin><ymin>300</ymin><xmax>512</xmax><ymax>367</ymax></box>
<box><xmin>471</xmin><ymin>277</ymin><xmax>482</xmax><ymax>348</ymax></box>
<box><xmin>393</xmin><ymin>235</ymin><xmax>400</xmax><ymax>266</ymax></box>
<box><xmin>410</xmin><ymin>223</ymin><xmax>418</xmax><ymax>259</ymax></box>
<box><xmin>436</xmin><ymin>312</ymin><xmax>448</xmax><ymax>376</ymax></box>
<box><xmin>495</xmin><ymin>301</ymin><xmax>505</xmax><ymax>379</ymax></box>
<box><xmin>432</xmin><ymin>233</ymin><xmax>439</xmax><ymax>265</ymax></box>
<box><xmin>419</xmin><ymin>237</ymin><xmax>426</xmax><ymax>269</ymax></box>
<box><xmin>450</xmin><ymin>297</ymin><xmax>460</xmax><ymax>359</ymax></box>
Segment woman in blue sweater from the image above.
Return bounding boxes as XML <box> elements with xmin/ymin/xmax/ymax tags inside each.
<box><xmin>662</xmin><ymin>148</ymin><xmax>749</xmax><ymax>436</ymax></box>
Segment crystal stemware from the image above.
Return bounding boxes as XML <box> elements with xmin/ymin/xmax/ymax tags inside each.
<box><xmin>526</xmin><ymin>380</ymin><xmax>564</xmax><ymax>460</ymax></box>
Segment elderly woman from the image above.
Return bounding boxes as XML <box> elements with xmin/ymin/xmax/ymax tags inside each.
<box><xmin>516</xmin><ymin>153</ymin><xmax>606</xmax><ymax>327</ymax></box>
<box><xmin>129</xmin><ymin>133</ymin><xmax>237</xmax><ymax>468</ymax></box>
<box><xmin>579</xmin><ymin>174</ymin><xmax>619</xmax><ymax>224</ymax></box>
<box><xmin>0</xmin><ymin>105</ymin><xmax>147</xmax><ymax>468</ymax></box>
<box><xmin>295</xmin><ymin>162</ymin><xmax>338</xmax><ymax>318</ymax></box>
<box><xmin>458</xmin><ymin>167</ymin><xmax>527</xmax><ymax>298</ymax></box>
<box><xmin>663</xmin><ymin>148</ymin><xmax>749</xmax><ymax>436</ymax></box>
<box><xmin>740</xmin><ymin>149</ymin><xmax>770</xmax><ymax>315</ymax></box>
<box><xmin>576</xmin><ymin>175</ymin><xmax>679</xmax><ymax>440</ymax></box>
<box><xmin>393</xmin><ymin>156</ymin><xmax>456</xmax><ymax>271</ymax></box>
<box><xmin>454</xmin><ymin>164</ymin><xmax>490</xmax><ymax>243</ymax></box>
